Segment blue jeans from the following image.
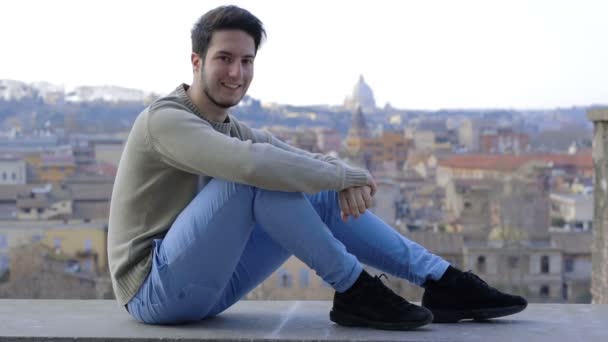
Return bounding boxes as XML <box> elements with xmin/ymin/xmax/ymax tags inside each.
<box><xmin>126</xmin><ymin>179</ymin><xmax>449</xmax><ymax>324</ymax></box>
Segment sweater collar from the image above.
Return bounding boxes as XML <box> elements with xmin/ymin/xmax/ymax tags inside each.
<box><xmin>175</xmin><ymin>84</ymin><xmax>233</xmax><ymax>134</ymax></box>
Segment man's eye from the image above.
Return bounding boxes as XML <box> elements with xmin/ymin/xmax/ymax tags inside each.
<box><xmin>219</xmin><ymin>56</ymin><xmax>231</xmax><ymax>62</ymax></box>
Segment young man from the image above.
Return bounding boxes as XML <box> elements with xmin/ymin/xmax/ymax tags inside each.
<box><xmin>108</xmin><ymin>5</ymin><xmax>527</xmax><ymax>330</ymax></box>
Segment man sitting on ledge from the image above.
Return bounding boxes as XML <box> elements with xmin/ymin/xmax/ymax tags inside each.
<box><xmin>108</xmin><ymin>5</ymin><xmax>527</xmax><ymax>331</ymax></box>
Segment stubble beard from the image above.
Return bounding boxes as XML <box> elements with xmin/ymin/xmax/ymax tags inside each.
<box><xmin>201</xmin><ymin>73</ymin><xmax>242</xmax><ymax>109</ymax></box>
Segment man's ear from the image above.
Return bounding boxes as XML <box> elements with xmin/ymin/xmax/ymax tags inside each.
<box><xmin>191</xmin><ymin>52</ymin><xmax>202</xmax><ymax>73</ymax></box>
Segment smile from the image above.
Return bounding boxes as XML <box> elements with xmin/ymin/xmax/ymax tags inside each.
<box><xmin>221</xmin><ymin>82</ymin><xmax>241</xmax><ymax>89</ymax></box>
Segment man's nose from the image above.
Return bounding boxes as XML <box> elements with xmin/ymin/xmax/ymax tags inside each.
<box><xmin>228</xmin><ymin>62</ymin><xmax>242</xmax><ymax>78</ymax></box>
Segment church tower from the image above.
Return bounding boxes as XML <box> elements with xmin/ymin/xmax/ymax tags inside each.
<box><xmin>345</xmin><ymin>106</ymin><xmax>371</xmax><ymax>162</ymax></box>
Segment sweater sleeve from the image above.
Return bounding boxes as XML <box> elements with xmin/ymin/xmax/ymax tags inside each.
<box><xmin>250</xmin><ymin>127</ymin><xmax>371</xmax><ymax>179</ymax></box>
<box><xmin>146</xmin><ymin>108</ymin><xmax>369</xmax><ymax>193</ymax></box>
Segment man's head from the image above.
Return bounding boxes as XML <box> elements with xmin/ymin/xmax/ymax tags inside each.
<box><xmin>191</xmin><ymin>5</ymin><xmax>266</xmax><ymax>60</ymax></box>
<box><xmin>188</xmin><ymin>6</ymin><xmax>265</xmax><ymax>116</ymax></box>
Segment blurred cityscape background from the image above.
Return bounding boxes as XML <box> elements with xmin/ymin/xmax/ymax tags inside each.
<box><xmin>0</xmin><ymin>76</ymin><xmax>601</xmax><ymax>303</ymax></box>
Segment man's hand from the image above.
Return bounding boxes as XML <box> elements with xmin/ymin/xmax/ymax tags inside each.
<box><xmin>338</xmin><ymin>185</ymin><xmax>377</xmax><ymax>222</ymax></box>
<box><xmin>338</xmin><ymin>173</ymin><xmax>377</xmax><ymax>222</ymax></box>
<box><xmin>367</xmin><ymin>174</ymin><xmax>377</xmax><ymax>197</ymax></box>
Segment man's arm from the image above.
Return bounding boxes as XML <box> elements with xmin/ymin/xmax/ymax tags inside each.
<box><xmin>251</xmin><ymin>128</ymin><xmax>366</xmax><ymax>171</ymax></box>
<box><xmin>146</xmin><ymin>108</ymin><xmax>369</xmax><ymax>194</ymax></box>
<box><xmin>251</xmin><ymin>129</ymin><xmax>380</xmax><ymax>219</ymax></box>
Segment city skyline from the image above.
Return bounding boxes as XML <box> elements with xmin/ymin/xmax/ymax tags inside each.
<box><xmin>1</xmin><ymin>0</ymin><xmax>607</xmax><ymax>110</ymax></box>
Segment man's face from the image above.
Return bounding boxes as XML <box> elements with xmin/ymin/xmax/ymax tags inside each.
<box><xmin>198</xmin><ymin>30</ymin><xmax>256</xmax><ymax>109</ymax></box>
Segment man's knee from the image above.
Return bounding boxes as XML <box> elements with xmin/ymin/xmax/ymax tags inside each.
<box><xmin>196</xmin><ymin>179</ymin><xmax>258</xmax><ymax>206</ymax></box>
<box><xmin>255</xmin><ymin>187</ymin><xmax>307</xmax><ymax>202</ymax></box>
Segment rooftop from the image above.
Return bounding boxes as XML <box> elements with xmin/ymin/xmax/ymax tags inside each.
<box><xmin>1</xmin><ymin>300</ymin><xmax>607</xmax><ymax>341</ymax></box>
<box><xmin>438</xmin><ymin>152</ymin><xmax>592</xmax><ymax>172</ymax></box>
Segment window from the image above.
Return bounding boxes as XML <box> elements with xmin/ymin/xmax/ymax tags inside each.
<box><xmin>477</xmin><ymin>255</ymin><xmax>486</xmax><ymax>273</ymax></box>
<box><xmin>540</xmin><ymin>285</ymin><xmax>550</xmax><ymax>297</ymax></box>
<box><xmin>564</xmin><ymin>257</ymin><xmax>574</xmax><ymax>273</ymax></box>
<box><xmin>464</xmin><ymin>202</ymin><xmax>472</xmax><ymax>209</ymax></box>
<box><xmin>0</xmin><ymin>234</ymin><xmax>6</xmax><ymax>248</ymax></box>
<box><xmin>277</xmin><ymin>269</ymin><xmax>292</xmax><ymax>288</ymax></box>
<box><xmin>11</xmin><ymin>172</ymin><xmax>16</xmax><ymax>181</ymax></box>
<box><xmin>299</xmin><ymin>268</ymin><xmax>310</xmax><ymax>288</ymax></box>
<box><xmin>84</xmin><ymin>239</ymin><xmax>92</xmax><ymax>252</ymax></box>
<box><xmin>508</xmin><ymin>256</ymin><xmax>519</xmax><ymax>269</ymax></box>
<box><xmin>280</xmin><ymin>273</ymin><xmax>292</xmax><ymax>288</ymax></box>
<box><xmin>1</xmin><ymin>172</ymin><xmax>5</xmax><ymax>180</ymax></box>
<box><xmin>541</xmin><ymin>255</ymin><xmax>550</xmax><ymax>274</ymax></box>
<box><xmin>562</xmin><ymin>283</ymin><xmax>569</xmax><ymax>300</ymax></box>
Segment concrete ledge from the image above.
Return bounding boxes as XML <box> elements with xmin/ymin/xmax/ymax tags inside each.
<box><xmin>587</xmin><ymin>108</ymin><xmax>608</xmax><ymax>122</ymax></box>
<box><xmin>1</xmin><ymin>300</ymin><xmax>607</xmax><ymax>341</ymax></box>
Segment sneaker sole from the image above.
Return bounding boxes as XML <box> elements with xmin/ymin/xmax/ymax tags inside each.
<box><xmin>329</xmin><ymin>309</ymin><xmax>433</xmax><ymax>330</ymax></box>
<box><xmin>429</xmin><ymin>304</ymin><xmax>527</xmax><ymax>323</ymax></box>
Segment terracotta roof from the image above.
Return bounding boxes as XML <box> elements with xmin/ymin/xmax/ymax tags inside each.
<box><xmin>438</xmin><ymin>151</ymin><xmax>592</xmax><ymax>172</ymax></box>
<box><xmin>535</xmin><ymin>150</ymin><xmax>592</xmax><ymax>169</ymax></box>
<box><xmin>438</xmin><ymin>154</ymin><xmax>534</xmax><ymax>171</ymax></box>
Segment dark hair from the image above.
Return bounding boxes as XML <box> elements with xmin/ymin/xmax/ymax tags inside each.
<box><xmin>191</xmin><ymin>5</ymin><xmax>266</xmax><ymax>58</ymax></box>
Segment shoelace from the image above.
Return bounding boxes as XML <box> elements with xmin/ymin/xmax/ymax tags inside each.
<box><xmin>372</xmin><ymin>273</ymin><xmax>412</xmax><ymax>308</ymax></box>
<box><xmin>462</xmin><ymin>271</ymin><xmax>502</xmax><ymax>296</ymax></box>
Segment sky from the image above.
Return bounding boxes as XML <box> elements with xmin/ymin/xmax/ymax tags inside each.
<box><xmin>1</xmin><ymin>0</ymin><xmax>606</xmax><ymax>109</ymax></box>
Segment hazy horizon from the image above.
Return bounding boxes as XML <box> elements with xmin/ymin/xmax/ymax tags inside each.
<box><xmin>1</xmin><ymin>0</ymin><xmax>606</xmax><ymax>110</ymax></box>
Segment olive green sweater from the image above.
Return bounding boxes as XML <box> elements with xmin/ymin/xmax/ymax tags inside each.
<box><xmin>108</xmin><ymin>84</ymin><xmax>369</xmax><ymax>305</ymax></box>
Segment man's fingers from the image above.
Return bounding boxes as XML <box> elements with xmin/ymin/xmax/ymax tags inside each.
<box><xmin>339</xmin><ymin>191</ymin><xmax>349</xmax><ymax>221</ymax></box>
<box><xmin>362</xmin><ymin>186</ymin><xmax>372</xmax><ymax>209</ymax></box>
<box><xmin>369</xmin><ymin>178</ymin><xmax>378</xmax><ymax>197</ymax></box>
<box><xmin>340</xmin><ymin>186</ymin><xmax>373</xmax><ymax>221</ymax></box>
<box><xmin>345</xmin><ymin>188</ymin><xmax>359</xmax><ymax>218</ymax></box>
<box><xmin>347</xmin><ymin>188</ymin><xmax>366</xmax><ymax>217</ymax></box>
<box><xmin>340</xmin><ymin>210</ymin><xmax>348</xmax><ymax>221</ymax></box>
<box><xmin>354</xmin><ymin>190</ymin><xmax>366</xmax><ymax>215</ymax></box>
<box><xmin>365</xmin><ymin>173</ymin><xmax>377</xmax><ymax>197</ymax></box>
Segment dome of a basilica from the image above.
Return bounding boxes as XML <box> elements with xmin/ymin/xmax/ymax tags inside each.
<box><xmin>344</xmin><ymin>75</ymin><xmax>377</xmax><ymax>112</ymax></box>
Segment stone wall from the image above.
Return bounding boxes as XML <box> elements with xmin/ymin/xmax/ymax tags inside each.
<box><xmin>588</xmin><ymin>108</ymin><xmax>608</xmax><ymax>303</ymax></box>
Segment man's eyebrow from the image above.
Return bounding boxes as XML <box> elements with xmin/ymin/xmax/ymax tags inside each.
<box><xmin>214</xmin><ymin>50</ymin><xmax>234</xmax><ymax>56</ymax></box>
<box><xmin>214</xmin><ymin>50</ymin><xmax>255</xmax><ymax>59</ymax></box>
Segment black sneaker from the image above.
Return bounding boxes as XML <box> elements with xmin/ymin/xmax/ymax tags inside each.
<box><xmin>330</xmin><ymin>271</ymin><xmax>433</xmax><ymax>330</ymax></box>
<box><xmin>422</xmin><ymin>270</ymin><xmax>527</xmax><ymax>323</ymax></box>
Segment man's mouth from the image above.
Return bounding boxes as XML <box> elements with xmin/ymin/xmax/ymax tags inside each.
<box><xmin>221</xmin><ymin>82</ymin><xmax>241</xmax><ymax>90</ymax></box>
